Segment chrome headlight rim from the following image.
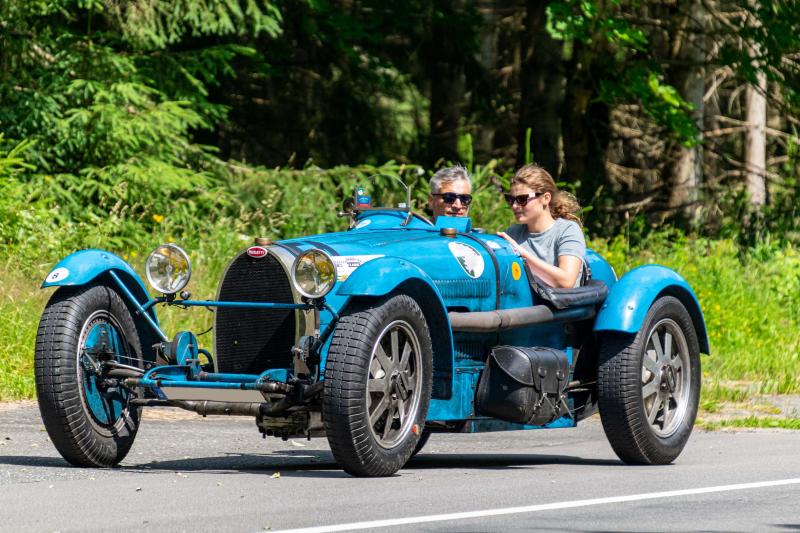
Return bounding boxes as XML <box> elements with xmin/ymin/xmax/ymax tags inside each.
<box><xmin>145</xmin><ymin>242</ymin><xmax>192</xmax><ymax>295</ymax></box>
<box><xmin>291</xmin><ymin>249</ymin><xmax>337</xmax><ymax>300</ymax></box>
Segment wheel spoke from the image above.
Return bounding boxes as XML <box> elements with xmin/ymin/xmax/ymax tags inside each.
<box><xmin>399</xmin><ymin>340</ymin><xmax>412</xmax><ymax>373</ymax></box>
<box><xmin>643</xmin><ymin>349</ymin><xmax>660</xmax><ymax>375</ymax></box>
<box><xmin>396</xmin><ymin>397</ymin><xmax>406</xmax><ymax>426</ymax></box>
<box><xmin>368</xmin><ymin>378</ymin><xmax>388</xmax><ymax>394</ymax></box>
<box><xmin>382</xmin><ymin>403</ymin><xmax>395</xmax><ymax>440</ymax></box>
<box><xmin>642</xmin><ymin>378</ymin><xmax>659</xmax><ymax>400</ymax></box>
<box><xmin>374</xmin><ymin>344</ymin><xmax>393</xmax><ymax>374</ymax></box>
<box><xmin>671</xmin><ymin>356</ymin><xmax>683</xmax><ymax>373</ymax></box>
<box><xmin>390</xmin><ymin>330</ymin><xmax>400</xmax><ymax>362</ymax></box>
<box><xmin>400</xmin><ymin>370</ymin><xmax>413</xmax><ymax>394</ymax></box>
<box><xmin>647</xmin><ymin>396</ymin><xmax>661</xmax><ymax>425</ymax></box>
<box><xmin>662</xmin><ymin>394</ymin><xmax>673</xmax><ymax>426</ymax></box>
<box><xmin>650</xmin><ymin>330</ymin><xmax>665</xmax><ymax>364</ymax></box>
<box><xmin>370</xmin><ymin>357</ymin><xmax>385</xmax><ymax>379</ymax></box>
<box><xmin>369</xmin><ymin>395</ymin><xmax>390</xmax><ymax>426</ymax></box>
<box><xmin>663</xmin><ymin>332</ymin><xmax>673</xmax><ymax>360</ymax></box>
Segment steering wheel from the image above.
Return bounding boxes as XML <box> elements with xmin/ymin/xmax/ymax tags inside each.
<box><xmin>403</xmin><ymin>211</ymin><xmax>434</xmax><ymax>226</ymax></box>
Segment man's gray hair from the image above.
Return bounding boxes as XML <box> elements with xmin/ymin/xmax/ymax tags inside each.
<box><xmin>429</xmin><ymin>165</ymin><xmax>471</xmax><ymax>193</ymax></box>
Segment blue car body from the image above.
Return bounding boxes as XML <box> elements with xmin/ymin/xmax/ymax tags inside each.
<box><xmin>42</xmin><ymin>209</ymin><xmax>707</xmax><ymax>429</ymax></box>
<box><xmin>37</xmin><ymin>188</ymin><xmax>710</xmax><ymax>476</ymax></box>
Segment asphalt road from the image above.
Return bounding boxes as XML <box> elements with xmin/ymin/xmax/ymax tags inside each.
<box><xmin>1</xmin><ymin>401</ymin><xmax>799</xmax><ymax>533</ymax></box>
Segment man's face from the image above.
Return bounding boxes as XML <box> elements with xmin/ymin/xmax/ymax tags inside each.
<box><xmin>428</xmin><ymin>180</ymin><xmax>472</xmax><ymax>219</ymax></box>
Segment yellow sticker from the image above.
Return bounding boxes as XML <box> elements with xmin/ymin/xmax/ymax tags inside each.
<box><xmin>511</xmin><ymin>261</ymin><xmax>522</xmax><ymax>281</ymax></box>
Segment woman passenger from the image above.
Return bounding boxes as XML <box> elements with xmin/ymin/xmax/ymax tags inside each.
<box><xmin>497</xmin><ymin>164</ymin><xmax>586</xmax><ymax>288</ymax></box>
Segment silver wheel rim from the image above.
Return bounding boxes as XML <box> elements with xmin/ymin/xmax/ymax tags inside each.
<box><xmin>366</xmin><ymin>320</ymin><xmax>423</xmax><ymax>449</ymax></box>
<box><xmin>641</xmin><ymin>318</ymin><xmax>691</xmax><ymax>438</ymax></box>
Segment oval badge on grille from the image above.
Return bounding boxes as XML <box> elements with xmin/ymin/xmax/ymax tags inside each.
<box><xmin>246</xmin><ymin>246</ymin><xmax>268</xmax><ymax>258</ymax></box>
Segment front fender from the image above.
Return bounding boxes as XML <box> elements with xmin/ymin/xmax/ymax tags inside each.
<box><xmin>337</xmin><ymin>256</ymin><xmax>438</xmax><ymax>299</ymax></box>
<box><xmin>594</xmin><ymin>264</ymin><xmax>709</xmax><ymax>354</ymax></box>
<box><xmin>336</xmin><ymin>257</ymin><xmax>455</xmax><ymax>399</ymax></box>
<box><xmin>43</xmin><ymin>249</ymin><xmax>142</xmax><ymax>288</ymax></box>
<box><xmin>42</xmin><ymin>249</ymin><xmax>162</xmax><ymax>362</ymax></box>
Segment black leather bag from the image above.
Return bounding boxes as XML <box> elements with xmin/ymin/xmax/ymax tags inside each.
<box><xmin>529</xmin><ymin>278</ymin><xmax>609</xmax><ymax>310</ymax></box>
<box><xmin>476</xmin><ymin>346</ymin><xmax>570</xmax><ymax>425</ymax></box>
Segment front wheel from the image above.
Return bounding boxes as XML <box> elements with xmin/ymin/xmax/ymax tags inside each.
<box><xmin>597</xmin><ymin>296</ymin><xmax>701</xmax><ymax>464</ymax></box>
<box><xmin>35</xmin><ymin>284</ymin><xmax>144</xmax><ymax>467</ymax></box>
<box><xmin>323</xmin><ymin>294</ymin><xmax>433</xmax><ymax>477</ymax></box>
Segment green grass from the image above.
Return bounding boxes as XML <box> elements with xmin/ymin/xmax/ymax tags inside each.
<box><xmin>699</xmin><ymin>416</ymin><xmax>800</xmax><ymax>431</ymax></box>
<box><xmin>592</xmin><ymin>235</ymin><xmax>800</xmax><ymax>395</ymax></box>
<box><xmin>0</xmin><ymin>269</ymin><xmax>44</xmax><ymax>400</ymax></box>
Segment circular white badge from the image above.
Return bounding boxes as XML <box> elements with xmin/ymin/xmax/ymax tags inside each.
<box><xmin>46</xmin><ymin>267</ymin><xmax>70</xmax><ymax>283</ymax></box>
<box><xmin>447</xmin><ymin>242</ymin><xmax>485</xmax><ymax>278</ymax></box>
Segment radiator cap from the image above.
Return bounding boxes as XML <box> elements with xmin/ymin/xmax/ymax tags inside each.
<box><xmin>440</xmin><ymin>228</ymin><xmax>457</xmax><ymax>238</ymax></box>
<box><xmin>254</xmin><ymin>237</ymin><xmax>272</xmax><ymax>246</ymax></box>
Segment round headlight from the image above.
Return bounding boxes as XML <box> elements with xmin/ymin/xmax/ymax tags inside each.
<box><xmin>145</xmin><ymin>243</ymin><xmax>192</xmax><ymax>295</ymax></box>
<box><xmin>292</xmin><ymin>249</ymin><xmax>336</xmax><ymax>299</ymax></box>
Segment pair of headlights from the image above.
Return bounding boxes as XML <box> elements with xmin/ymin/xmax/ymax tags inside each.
<box><xmin>145</xmin><ymin>244</ymin><xmax>336</xmax><ymax>299</ymax></box>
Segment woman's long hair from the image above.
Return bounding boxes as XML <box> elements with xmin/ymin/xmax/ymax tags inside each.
<box><xmin>511</xmin><ymin>164</ymin><xmax>582</xmax><ymax>225</ymax></box>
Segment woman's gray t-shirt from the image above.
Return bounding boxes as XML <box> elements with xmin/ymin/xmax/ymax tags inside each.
<box><xmin>506</xmin><ymin>218</ymin><xmax>586</xmax><ymax>287</ymax></box>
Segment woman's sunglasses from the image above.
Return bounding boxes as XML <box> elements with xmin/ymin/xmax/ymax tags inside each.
<box><xmin>433</xmin><ymin>192</ymin><xmax>473</xmax><ymax>206</ymax></box>
<box><xmin>504</xmin><ymin>192</ymin><xmax>543</xmax><ymax>207</ymax></box>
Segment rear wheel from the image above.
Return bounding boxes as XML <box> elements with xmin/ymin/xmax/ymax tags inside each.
<box><xmin>35</xmin><ymin>284</ymin><xmax>143</xmax><ymax>467</ymax></box>
<box><xmin>597</xmin><ymin>296</ymin><xmax>700</xmax><ymax>464</ymax></box>
<box><xmin>323</xmin><ymin>294</ymin><xmax>433</xmax><ymax>477</ymax></box>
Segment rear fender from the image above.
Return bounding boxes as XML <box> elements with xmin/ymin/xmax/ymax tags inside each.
<box><xmin>593</xmin><ymin>265</ymin><xmax>709</xmax><ymax>354</ymax></box>
<box><xmin>337</xmin><ymin>257</ymin><xmax>455</xmax><ymax>398</ymax></box>
<box><xmin>42</xmin><ymin>249</ymin><xmax>161</xmax><ymax>362</ymax></box>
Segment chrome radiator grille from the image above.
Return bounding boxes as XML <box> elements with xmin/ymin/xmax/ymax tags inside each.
<box><xmin>215</xmin><ymin>251</ymin><xmax>296</xmax><ymax>374</ymax></box>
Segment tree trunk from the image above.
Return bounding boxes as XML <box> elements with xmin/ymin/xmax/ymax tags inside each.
<box><xmin>561</xmin><ymin>42</ymin><xmax>609</xmax><ymax>207</ymax></box>
<box><xmin>667</xmin><ymin>0</ymin><xmax>706</xmax><ymax>222</ymax></box>
<box><xmin>428</xmin><ymin>0</ymin><xmax>466</xmax><ymax>165</ymax></box>
<box><xmin>744</xmin><ymin>56</ymin><xmax>767</xmax><ymax>207</ymax></box>
<box><xmin>517</xmin><ymin>0</ymin><xmax>564</xmax><ymax>176</ymax></box>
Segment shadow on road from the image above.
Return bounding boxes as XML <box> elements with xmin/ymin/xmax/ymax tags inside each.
<box><xmin>0</xmin><ymin>450</ymin><xmax>622</xmax><ymax>478</ymax></box>
<box><xmin>0</xmin><ymin>455</ymin><xmax>72</xmax><ymax>468</ymax></box>
<box><xmin>408</xmin><ymin>453</ymin><xmax>621</xmax><ymax>469</ymax></box>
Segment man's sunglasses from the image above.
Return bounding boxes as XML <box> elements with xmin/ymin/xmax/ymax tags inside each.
<box><xmin>504</xmin><ymin>192</ymin><xmax>543</xmax><ymax>207</ymax></box>
<box><xmin>433</xmin><ymin>192</ymin><xmax>473</xmax><ymax>206</ymax></box>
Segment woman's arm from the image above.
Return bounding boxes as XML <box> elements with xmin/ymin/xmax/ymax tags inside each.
<box><xmin>497</xmin><ymin>231</ymin><xmax>582</xmax><ymax>288</ymax></box>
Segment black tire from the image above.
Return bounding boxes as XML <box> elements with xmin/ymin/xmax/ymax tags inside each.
<box><xmin>35</xmin><ymin>283</ymin><xmax>143</xmax><ymax>467</ymax></box>
<box><xmin>598</xmin><ymin>295</ymin><xmax>701</xmax><ymax>465</ymax></box>
<box><xmin>411</xmin><ymin>430</ymin><xmax>431</xmax><ymax>457</ymax></box>
<box><xmin>323</xmin><ymin>294</ymin><xmax>433</xmax><ymax>477</ymax></box>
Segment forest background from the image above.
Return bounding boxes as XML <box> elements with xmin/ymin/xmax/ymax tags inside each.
<box><xmin>1</xmin><ymin>0</ymin><xmax>799</xmax><ymax>426</ymax></box>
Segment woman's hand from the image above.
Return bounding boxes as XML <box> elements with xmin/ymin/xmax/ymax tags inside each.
<box><xmin>496</xmin><ymin>231</ymin><xmax>522</xmax><ymax>254</ymax></box>
<box><xmin>496</xmin><ymin>231</ymin><xmax>579</xmax><ymax>288</ymax></box>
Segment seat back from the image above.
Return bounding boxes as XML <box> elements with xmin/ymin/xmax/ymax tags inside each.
<box><xmin>525</xmin><ymin>265</ymin><xmax>609</xmax><ymax>310</ymax></box>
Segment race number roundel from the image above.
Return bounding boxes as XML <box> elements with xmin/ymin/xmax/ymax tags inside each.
<box><xmin>447</xmin><ymin>242</ymin><xmax>485</xmax><ymax>279</ymax></box>
<box><xmin>46</xmin><ymin>267</ymin><xmax>70</xmax><ymax>283</ymax></box>
<box><xmin>512</xmin><ymin>261</ymin><xmax>522</xmax><ymax>281</ymax></box>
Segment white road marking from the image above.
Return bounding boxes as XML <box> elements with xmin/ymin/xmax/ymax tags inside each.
<box><xmin>273</xmin><ymin>478</ymin><xmax>800</xmax><ymax>533</ymax></box>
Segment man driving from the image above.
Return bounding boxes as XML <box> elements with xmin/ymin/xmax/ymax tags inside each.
<box><xmin>427</xmin><ymin>165</ymin><xmax>473</xmax><ymax>221</ymax></box>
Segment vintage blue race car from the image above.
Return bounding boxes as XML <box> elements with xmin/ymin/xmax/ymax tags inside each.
<box><xmin>35</xmin><ymin>179</ymin><xmax>708</xmax><ymax>477</ymax></box>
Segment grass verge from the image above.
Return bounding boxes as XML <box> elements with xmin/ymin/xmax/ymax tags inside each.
<box><xmin>698</xmin><ymin>416</ymin><xmax>800</xmax><ymax>430</ymax></box>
